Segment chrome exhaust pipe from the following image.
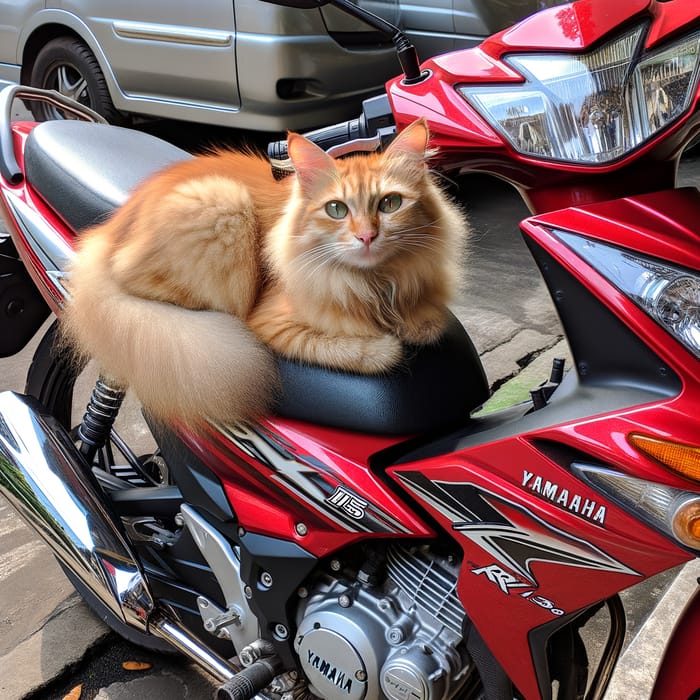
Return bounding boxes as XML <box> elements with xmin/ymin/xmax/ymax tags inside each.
<box><xmin>0</xmin><ymin>391</ymin><xmax>236</xmax><ymax>683</ymax></box>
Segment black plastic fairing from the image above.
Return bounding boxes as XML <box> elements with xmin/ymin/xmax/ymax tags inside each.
<box><xmin>236</xmin><ymin>528</ymin><xmax>317</xmax><ymax>667</ymax></box>
<box><xmin>382</xmin><ymin>236</ymin><xmax>680</xmax><ymax>465</ymax></box>
<box><xmin>149</xmin><ymin>419</ymin><xmax>235</xmax><ymax>523</ymax></box>
<box><xmin>524</xmin><ymin>236</ymin><xmax>680</xmax><ymax>396</ymax></box>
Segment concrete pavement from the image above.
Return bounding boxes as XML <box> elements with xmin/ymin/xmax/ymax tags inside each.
<box><xmin>2</xmin><ymin>138</ymin><xmax>700</xmax><ymax>698</ymax></box>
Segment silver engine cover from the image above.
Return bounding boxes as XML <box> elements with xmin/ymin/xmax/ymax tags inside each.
<box><xmin>295</xmin><ymin>545</ymin><xmax>470</xmax><ymax>700</ymax></box>
<box><xmin>296</xmin><ymin>615</ymin><xmax>370</xmax><ymax>699</ymax></box>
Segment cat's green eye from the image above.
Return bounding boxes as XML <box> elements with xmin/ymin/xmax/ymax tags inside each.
<box><xmin>378</xmin><ymin>193</ymin><xmax>402</xmax><ymax>213</ymax></box>
<box><xmin>325</xmin><ymin>200</ymin><xmax>348</xmax><ymax>219</ymax></box>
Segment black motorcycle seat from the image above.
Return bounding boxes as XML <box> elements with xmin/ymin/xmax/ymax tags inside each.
<box><xmin>274</xmin><ymin>311</ymin><xmax>490</xmax><ymax>434</ymax></box>
<box><xmin>23</xmin><ymin>120</ymin><xmax>490</xmax><ymax>434</ymax></box>
<box><xmin>24</xmin><ymin>120</ymin><xmax>191</xmax><ymax>232</ymax></box>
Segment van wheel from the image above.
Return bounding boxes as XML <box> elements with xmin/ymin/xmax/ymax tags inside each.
<box><xmin>29</xmin><ymin>36</ymin><xmax>127</xmax><ymax>124</ymax></box>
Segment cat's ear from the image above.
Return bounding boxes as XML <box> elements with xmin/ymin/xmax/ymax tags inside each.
<box><xmin>385</xmin><ymin>118</ymin><xmax>430</xmax><ymax>161</ymax></box>
<box><xmin>287</xmin><ymin>132</ymin><xmax>336</xmax><ymax>196</ymax></box>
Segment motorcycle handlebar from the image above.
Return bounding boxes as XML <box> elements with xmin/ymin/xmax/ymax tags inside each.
<box><xmin>267</xmin><ymin>93</ymin><xmax>395</xmax><ymax>161</ymax></box>
<box><xmin>268</xmin><ymin>117</ymin><xmax>367</xmax><ymax>160</ymax></box>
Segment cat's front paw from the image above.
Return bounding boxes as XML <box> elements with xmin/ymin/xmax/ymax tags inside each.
<box><xmin>353</xmin><ymin>334</ymin><xmax>403</xmax><ymax>374</ymax></box>
<box><xmin>396</xmin><ymin>315</ymin><xmax>446</xmax><ymax>346</ymax></box>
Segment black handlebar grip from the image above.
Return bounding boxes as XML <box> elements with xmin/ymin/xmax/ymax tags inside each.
<box><xmin>268</xmin><ymin>117</ymin><xmax>365</xmax><ymax>160</ymax></box>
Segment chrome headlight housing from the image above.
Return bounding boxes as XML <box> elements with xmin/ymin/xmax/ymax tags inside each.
<box><xmin>459</xmin><ymin>25</ymin><xmax>700</xmax><ymax>164</ymax></box>
<box><xmin>555</xmin><ymin>230</ymin><xmax>700</xmax><ymax>359</ymax></box>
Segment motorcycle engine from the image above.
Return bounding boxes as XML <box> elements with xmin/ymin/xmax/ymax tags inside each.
<box><xmin>294</xmin><ymin>544</ymin><xmax>471</xmax><ymax>700</ymax></box>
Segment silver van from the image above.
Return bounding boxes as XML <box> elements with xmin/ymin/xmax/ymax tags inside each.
<box><xmin>0</xmin><ymin>1</ymin><xmax>563</xmax><ymax>131</ymax></box>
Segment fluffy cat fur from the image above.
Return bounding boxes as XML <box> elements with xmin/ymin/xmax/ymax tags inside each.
<box><xmin>61</xmin><ymin>119</ymin><xmax>468</xmax><ymax>427</ymax></box>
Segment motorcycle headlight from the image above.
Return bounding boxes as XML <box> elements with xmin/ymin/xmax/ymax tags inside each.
<box><xmin>555</xmin><ymin>229</ymin><xmax>700</xmax><ymax>359</ymax></box>
<box><xmin>459</xmin><ymin>25</ymin><xmax>700</xmax><ymax>164</ymax></box>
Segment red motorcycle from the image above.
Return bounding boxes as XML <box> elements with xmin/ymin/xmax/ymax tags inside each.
<box><xmin>1</xmin><ymin>0</ymin><xmax>700</xmax><ymax>698</ymax></box>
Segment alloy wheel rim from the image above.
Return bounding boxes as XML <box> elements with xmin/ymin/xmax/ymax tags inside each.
<box><xmin>44</xmin><ymin>63</ymin><xmax>91</xmax><ymax>119</ymax></box>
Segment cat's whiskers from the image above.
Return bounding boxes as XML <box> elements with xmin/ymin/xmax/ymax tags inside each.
<box><xmin>390</xmin><ymin>230</ymin><xmax>443</xmax><ymax>255</ymax></box>
<box><xmin>395</xmin><ymin>218</ymin><xmax>441</xmax><ymax>235</ymax></box>
<box><xmin>395</xmin><ymin>243</ymin><xmax>441</xmax><ymax>257</ymax></box>
<box><xmin>429</xmin><ymin>167</ymin><xmax>459</xmax><ymax>190</ymax></box>
<box><xmin>392</xmin><ymin>231</ymin><xmax>441</xmax><ymax>244</ymax></box>
<box><xmin>294</xmin><ymin>249</ymin><xmax>337</xmax><ymax>274</ymax></box>
<box><xmin>293</xmin><ymin>242</ymin><xmax>345</xmax><ymax>276</ymax></box>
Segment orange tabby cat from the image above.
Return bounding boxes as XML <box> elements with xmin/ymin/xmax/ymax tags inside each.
<box><xmin>61</xmin><ymin>119</ymin><xmax>468</xmax><ymax>427</ymax></box>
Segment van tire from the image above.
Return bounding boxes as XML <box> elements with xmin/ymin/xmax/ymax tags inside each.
<box><xmin>29</xmin><ymin>36</ymin><xmax>126</xmax><ymax>124</ymax></box>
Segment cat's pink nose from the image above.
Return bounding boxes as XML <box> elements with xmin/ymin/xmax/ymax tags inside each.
<box><xmin>356</xmin><ymin>231</ymin><xmax>377</xmax><ymax>247</ymax></box>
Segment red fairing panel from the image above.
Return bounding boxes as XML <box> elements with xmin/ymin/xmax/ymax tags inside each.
<box><xmin>486</xmin><ymin>0</ymin><xmax>651</xmax><ymax>52</ymax></box>
<box><xmin>479</xmin><ymin>0</ymin><xmax>698</xmax><ymax>55</ymax></box>
<box><xmin>651</xmin><ymin>587</ymin><xmax>700</xmax><ymax>699</ymax></box>
<box><xmin>647</xmin><ymin>0</ymin><xmax>700</xmax><ymax>47</ymax></box>
<box><xmin>522</xmin><ymin>192</ymin><xmax>700</xmax><ymax>484</ymax></box>
<box><xmin>389</xmin><ymin>438</ymin><xmax>690</xmax><ymax>699</ymax></box>
<box><xmin>178</xmin><ymin>418</ymin><xmax>434</xmax><ymax>558</ymax></box>
<box><xmin>525</xmin><ymin>195</ymin><xmax>700</xmax><ymax>381</ymax></box>
<box><xmin>529</xmin><ymin>187</ymin><xmax>700</xmax><ymax>272</ymax></box>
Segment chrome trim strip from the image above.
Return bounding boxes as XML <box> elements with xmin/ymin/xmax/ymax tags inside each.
<box><xmin>113</xmin><ymin>21</ymin><xmax>233</xmax><ymax>47</ymax></box>
<box><xmin>3</xmin><ymin>190</ymin><xmax>74</xmax><ymax>302</ymax></box>
<box><xmin>270</xmin><ymin>135</ymin><xmax>384</xmax><ymax>175</ymax></box>
<box><xmin>327</xmin><ymin>134</ymin><xmax>382</xmax><ymax>158</ymax></box>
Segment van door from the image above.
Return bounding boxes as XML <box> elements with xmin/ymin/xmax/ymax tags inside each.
<box><xmin>56</xmin><ymin>0</ymin><xmax>240</xmax><ymax>110</ymax></box>
<box><xmin>397</xmin><ymin>0</ymin><xmax>456</xmax><ymax>57</ymax></box>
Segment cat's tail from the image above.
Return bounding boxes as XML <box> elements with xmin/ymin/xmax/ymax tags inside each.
<box><xmin>60</xmin><ymin>234</ymin><xmax>278</xmax><ymax>429</ymax></box>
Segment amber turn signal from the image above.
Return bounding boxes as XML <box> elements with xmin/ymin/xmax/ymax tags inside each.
<box><xmin>671</xmin><ymin>498</ymin><xmax>700</xmax><ymax>548</ymax></box>
<box><xmin>628</xmin><ymin>433</ymin><xmax>700</xmax><ymax>483</ymax></box>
